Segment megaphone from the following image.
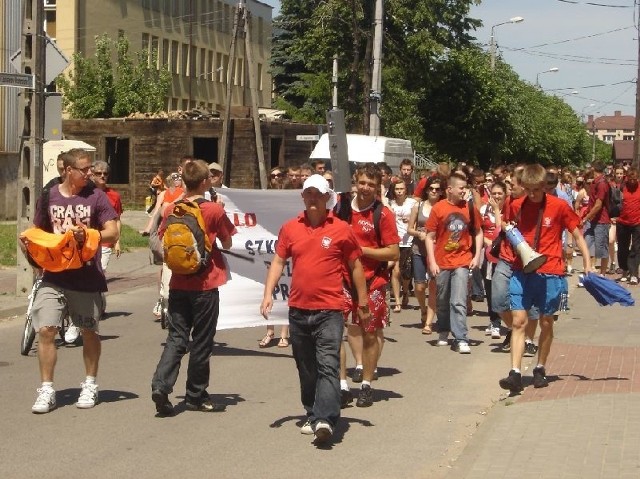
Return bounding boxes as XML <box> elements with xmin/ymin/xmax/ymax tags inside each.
<box><xmin>504</xmin><ymin>224</ymin><xmax>547</xmax><ymax>273</ymax></box>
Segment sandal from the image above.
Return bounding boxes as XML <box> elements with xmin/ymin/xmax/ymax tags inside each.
<box><xmin>278</xmin><ymin>337</ymin><xmax>289</xmax><ymax>348</ymax></box>
<box><xmin>258</xmin><ymin>333</ymin><xmax>275</xmax><ymax>348</ymax></box>
<box><xmin>393</xmin><ymin>304</ymin><xmax>402</xmax><ymax>313</ymax></box>
<box><xmin>421</xmin><ymin>324</ymin><xmax>432</xmax><ymax>335</ymax></box>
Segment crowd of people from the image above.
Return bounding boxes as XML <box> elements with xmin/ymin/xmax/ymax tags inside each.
<box><xmin>21</xmin><ymin>149</ymin><xmax>639</xmax><ymax>447</ymax></box>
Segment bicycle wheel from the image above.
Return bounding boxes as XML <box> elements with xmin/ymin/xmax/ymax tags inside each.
<box><xmin>20</xmin><ymin>314</ymin><xmax>36</xmax><ymax>356</ymax></box>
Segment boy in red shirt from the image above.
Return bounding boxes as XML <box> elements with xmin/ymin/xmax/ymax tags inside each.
<box><xmin>341</xmin><ymin>164</ymin><xmax>400</xmax><ymax>408</ymax></box>
<box><xmin>499</xmin><ymin>164</ymin><xmax>591</xmax><ymax>393</ymax></box>
<box><xmin>151</xmin><ymin>160</ymin><xmax>237</xmax><ymax>416</ymax></box>
<box><xmin>425</xmin><ymin>172</ymin><xmax>484</xmax><ymax>354</ymax></box>
<box><xmin>261</xmin><ymin>175</ymin><xmax>369</xmax><ymax>444</ymax></box>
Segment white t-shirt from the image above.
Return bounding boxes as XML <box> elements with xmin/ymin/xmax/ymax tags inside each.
<box><xmin>390</xmin><ymin>197</ymin><xmax>417</xmax><ymax>247</ymax></box>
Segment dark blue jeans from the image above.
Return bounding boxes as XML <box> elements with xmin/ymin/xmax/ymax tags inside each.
<box><xmin>151</xmin><ymin>288</ymin><xmax>219</xmax><ymax>404</ymax></box>
<box><xmin>288</xmin><ymin>308</ymin><xmax>343</xmax><ymax>428</ymax></box>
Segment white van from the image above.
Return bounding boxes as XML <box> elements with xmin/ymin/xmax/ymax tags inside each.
<box><xmin>309</xmin><ymin>134</ymin><xmax>413</xmax><ymax>172</ymax></box>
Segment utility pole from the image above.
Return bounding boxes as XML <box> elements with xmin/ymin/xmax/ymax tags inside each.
<box><xmin>332</xmin><ymin>55</ymin><xmax>338</xmax><ymax>109</ymax></box>
<box><xmin>368</xmin><ymin>0</ymin><xmax>383</xmax><ymax>136</ymax></box>
<box><xmin>16</xmin><ymin>0</ymin><xmax>46</xmax><ymax>296</ymax></box>
<box><xmin>219</xmin><ymin>1</ymin><xmax>267</xmax><ymax>189</ymax></box>
<box><xmin>634</xmin><ymin>4</ymin><xmax>640</xmax><ymax>169</ymax></box>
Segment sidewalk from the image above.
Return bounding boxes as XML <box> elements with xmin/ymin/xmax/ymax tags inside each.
<box><xmin>447</xmin><ymin>269</ymin><xmax>640</xmax><ymax>478</ymax></box>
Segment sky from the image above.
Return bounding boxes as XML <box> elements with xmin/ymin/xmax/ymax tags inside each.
<box><xmin>263</xmin><ymin>0</ymin><xmax>637</xmax><ymax>118</ymax></box>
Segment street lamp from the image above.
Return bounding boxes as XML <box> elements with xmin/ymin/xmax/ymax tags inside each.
<box><xmin>490</xmin><ymin>16</ymin><xmax>524</xmax><ymax>71</ymax></box>
<box><xmin>535</xmin><ymin>67</ymin><xmax>559</xmax><ymax>87</ymax></box>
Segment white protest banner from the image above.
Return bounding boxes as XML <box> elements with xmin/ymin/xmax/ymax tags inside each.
<box><xmin>216</xmin><ymin>188</ymin><xmax>303</xmax><ymax>330</ymax></box>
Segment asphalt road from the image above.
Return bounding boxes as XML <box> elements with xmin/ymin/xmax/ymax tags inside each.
<box><xmin>0</xmin><ymin>279</ymin><xmax>511</xmax><ymax>479</ymax></box>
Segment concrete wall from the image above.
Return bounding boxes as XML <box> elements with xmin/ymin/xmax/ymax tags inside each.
<box><xmin>0</xmin><ymin>152</ymin><xmax>18</xmax><ymax>220</ymax></box>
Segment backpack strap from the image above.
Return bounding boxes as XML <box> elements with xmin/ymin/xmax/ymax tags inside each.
<box><xmin>372</xmin><ymin>199</ymin><xmax>383</xmax><ymax>246</ymax></box>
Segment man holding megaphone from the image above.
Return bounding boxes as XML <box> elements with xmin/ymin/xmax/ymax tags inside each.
<box><xmin>499</xmin><ymin>164</ymin><xmax>591</xmax><ymax>393</ymax></box>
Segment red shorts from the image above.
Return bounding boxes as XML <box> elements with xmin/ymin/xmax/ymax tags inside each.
<box><xmin>342</xmin><ymin>285</ymin><xmax>389</xmax><ymax>333</ymax></box>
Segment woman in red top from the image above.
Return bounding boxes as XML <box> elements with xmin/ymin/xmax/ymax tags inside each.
<box><xmin>479</xmin><ymin>181</ymin><xmax>506</xmax><ymax>339</ymax></box>
<box><xmin>616</xmin><ymin>168</ymin><xmax>640</xmax><ymax>284</ymax></box>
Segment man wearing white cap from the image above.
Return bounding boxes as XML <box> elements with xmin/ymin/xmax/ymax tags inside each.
<box><xmin>260</xmin><ymin>174</ymin><xmax>370</xmax><ymax>444</ymax></box>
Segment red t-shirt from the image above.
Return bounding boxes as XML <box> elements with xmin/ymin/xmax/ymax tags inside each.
<box><xmin>349</xmin><ymin>201</ymin><xmax>400</xmax><ymax>289</ymax></box>
<box><xmin>102</xmin><ymin>187</ymin><xmax>123</xmax><ymax>247</ymax></box>
<box><xmin>588</xmin><ymin>175</ymin><xmax>611</xmax><ymax>224</ymax></box>
<box><xmin>508</xmin><ymin>194</ymin><xmax>579</xmax><ymax>275</ymax></box>
<box><xmin>425</xmin><ymin>199</ymin><xmax>481</xmax><ymax>270</ymax></box>
<box><xmin>414</xmin><ymin>177</ymin><xmax>428</xmax><ymax>199</ymax></box>
<box><xmin>276</xmin><ymin>211</ymin><xmax>362</xmax><ymax>310</ymax></box>
<box><xmin>618</xmin><ymin>183</ymin><xmax>640</xmax><ymax>226</ymax></box>
<box><xmin>160</xmin><ymin>201</ymin><xmax>237</xmax><ymax>291</ymax></box>
<box><xmin>498</xmin><ymin>196</ymin><xmax>517</xmax><ymax>264</ymax></box>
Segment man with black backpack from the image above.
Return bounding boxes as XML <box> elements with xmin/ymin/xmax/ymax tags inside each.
<box><xmin>339</xmin><ymin>164</ymin><xmax>399</xmax><ymax>408</ymax></box>
<box><xmin>581</xmin><ymin>161</ymin><xmax>612</xmax><ymax>276</ymax></box>
<box><xmin>151</xmin><ymin>160</ymin><xmax>236</xmax><ymax>416</ymax></box>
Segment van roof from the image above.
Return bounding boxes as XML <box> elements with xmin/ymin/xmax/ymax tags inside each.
<box><xmin>310</xmin><ymin>134</ymin><xmax>413</xmax><ymax>163</ymax></box>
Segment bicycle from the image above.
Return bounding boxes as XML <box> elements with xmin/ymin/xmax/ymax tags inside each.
<box><xmin>20</xmin><ymin>277</ymin><xmax>70</xmax><ymax>356</ymax></box>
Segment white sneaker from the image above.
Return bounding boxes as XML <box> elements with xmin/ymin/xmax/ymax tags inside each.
<box><xmin>484</xmin><ymin>326</ymin><xmax>492</xmax><ymax>336</ymax></box>
<box><xmin>314</xmin><ymin>421</ymin><xmax>333</xmax><ymax>443</ymax></box>
<box><xmin>456</xmin><ymin>341</ymin><xmax>471</xmax><ymax>354</ymax></box>
<box><xmin>436</xmin><ymin>332</ymin><xmax>449</xmax><ymax>346</ymax></box>
<box><xmin>64</xmin><ymin>325</ymin><xmax>80</xmax><ymax>344</ymax></box>
<box><xmin>566</xmin><ymin>265</ymin><xmax>573</xmax><ymax>274</ymax></box>
<box><xmin>491</xmin><ymin>327</ymin><xmax>501</xmax><ymax>339</ymax></box>
<box><xmin>300</xmin><ymin>419</ymin><xmax>314</xmax><ymax>435</ymax></box>
<box><xmin>32</xmin><ymin>386</ymin><xmax>56</xmax><ymax>414</ymax></box>
<box><xmin>152</xmin><ymin>299</ymin><xmax>162</xmax><ymax>318</ymax></box>
<box><xmin>76</xmin><ymin>381</ymin><xmax>99</xmax><ymax>409</ymax></box>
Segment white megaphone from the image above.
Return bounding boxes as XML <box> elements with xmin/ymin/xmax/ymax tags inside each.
<box><xmin>504</xmin><ymin>224</ymin><xmax>547</xmax><ymax>273</ymax></box>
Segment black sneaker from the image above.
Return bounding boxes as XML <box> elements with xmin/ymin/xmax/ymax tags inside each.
<box><xmin>499</xmin><ymin>370</ymin><xmax>523</xmax><ymax>393</ymax></box>
<box><xmin>524</xmin><ymin>342</ymin><xmax>538</xmax><ymax>357</ymax></box>
<box><xmin>356</xmin><ymin>384</ymin><xmax>373</xmax><ymax>407</ymax></box>
<box><xmin>185</xmin><ymin>400</ymin><xmax>226</xmax><ymax>412</ymax></box>
<box><xmin>152</xmin><ymin>390</ymin><xmax>174</xmax><ymax>417</ymax></box>
<box><xmin>352</xmin><ymin>368</ymin><xmax>363</xmax><ymax>383</ymax></box>
<box><xmin>533</xmin><ymin>366</ymin><xmax>548</xmax><ymax>388</ymax></box>
<box><xmin>341</xmin><ymin>388</ymin><xmax>354</xmax><ymax>408</ymax></box>
<box><xmin>499</xmin><ymin>331</ymin><xmax>511</xmax><ymax>352</ymax></box>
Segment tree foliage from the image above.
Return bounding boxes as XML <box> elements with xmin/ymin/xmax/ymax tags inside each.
<box><xmin>271</xmin><ymin>0</ymin><xmax>593</xmax><ymax>167</ymax></box>
<box><xmin>57</xmin><ymin>34</ymin><xmax>171</xmax><ymax>119</ymax></box>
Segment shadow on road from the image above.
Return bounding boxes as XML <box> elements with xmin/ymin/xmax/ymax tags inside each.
<box><xmin>55</xmin><ymin>388</ymin><xmax>139</xmax><ymax>407</ymax></box>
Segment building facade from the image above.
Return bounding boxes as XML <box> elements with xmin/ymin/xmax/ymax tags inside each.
<box><xmin>586</xmin><ymin>111</ymin><xmax>635</xmax><ymax>145</ymax></box>
<box><xmin>0</xmin><ymin>0</ymin><xmax>273</xmax><ymax>152</ymax></box>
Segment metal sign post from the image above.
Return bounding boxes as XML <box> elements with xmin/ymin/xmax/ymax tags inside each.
<box><xmin>326</xmin><ymin>109</ymin><xmax>351</xmax><ymax>194</ymax></box>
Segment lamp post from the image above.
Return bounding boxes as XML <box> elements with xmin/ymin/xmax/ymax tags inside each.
<box><xmin>490</xmin><ymin>16</ymin><xmax>524</xmax><ymax>71</ymax></box>
<box><xmin>535</xmin><ymin>67</ymin><xmax>559</xmax><ymax>87</ymax></box>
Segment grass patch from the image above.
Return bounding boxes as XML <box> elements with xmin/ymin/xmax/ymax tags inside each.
<box><xmin>0</xmin><ymin>223</ymin><xmax>18</xmax><ymax>267</ymax></box>
<box><xmin>0</xmin><ymin>223</ymin><xmax>147</xmax><ymax>268</ymax></box>
<box><xmin>120</xmin><ymin>224</ymin><xmax>149</xmax><ymax>250</ymax></box>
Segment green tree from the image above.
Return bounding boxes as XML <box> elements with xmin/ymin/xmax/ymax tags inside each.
<box><xmin>57</xmin><ymin>34</ymin><xmax>171</xmax><ymax>118</ymax></box>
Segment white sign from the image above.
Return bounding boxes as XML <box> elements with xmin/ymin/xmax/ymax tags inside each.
<box><xmin>296</xmin><ymin>135</ymin><xmax>320</xmax><ymax>141</ymax></box>
<box><xmin>10</xmin><ymin>35</ymin><xmax>69</xmax><ymax>84</ymax></box>
<box><xmin>0</xmin><ymin>72</ymin><xmax>34</xmax><ymax>89</ymax></box>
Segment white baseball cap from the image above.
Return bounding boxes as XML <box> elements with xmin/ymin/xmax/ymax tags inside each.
<box><xmin>302</xmin><ymin>174</ymin><xmax>337</xmax><ymax>210</ymax></box>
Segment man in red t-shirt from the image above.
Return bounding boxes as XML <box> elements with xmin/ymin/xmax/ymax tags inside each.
<box><xmin>425</xmin><ymin>172</ymin><xmax>483</xmax><ymax>354</ymax></box>
<box><xmin>499</xmin><ymin>164</ymin><xmax>591</xmax><ymax>394</ymax></box>
<box><xmin>340</xmin><ymin>164</ymin><xmax>399</xmax><ymax>409</ymax></box>
<box><xmin>151</xmin><ymin>160</ymin><xmax>236</xmax><ymax>416</ymax></box>
<box><xmin>260</xmin><ymin>175</ymin><xmax>369</xmax><ymax>444</ymax></box>
<box><xmin>616</xmin><ymin>167</ymin><xmax>640</xmax><ymax>284</ymax></box>
<box><xmin>581</xmin><ymin>160</ymin><xmax>611</xmax><ymax>275</ymax></box>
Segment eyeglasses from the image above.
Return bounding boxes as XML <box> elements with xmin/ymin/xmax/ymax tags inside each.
<box><xmin>71</xmin><ymin>165</ymin><xmax>92</xmax><ymax>174</ymax></box>
<box><xmin>93</xmin><ymin>171</ymin><xmax>108</xmax><ymax>177</ymax></box>
<box><xmin>270</xmin><ymin>173</ymin><xmax>285</xmax><ymax>179</ymax></box>
<box><xmin>429</xmin><ymin>187</ymin><xmax>441</xmax><ymax>192</ymax></box>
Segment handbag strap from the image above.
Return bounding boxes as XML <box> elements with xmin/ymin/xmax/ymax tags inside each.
<box><xmin>515</xmin><ymin>195</ymin><xmax>547</xmax><ymax>250</ymax></box>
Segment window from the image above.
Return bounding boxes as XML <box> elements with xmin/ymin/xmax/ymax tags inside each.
<box><xmin>44</xmin><ymin>10</ymin><xmax>56</xmax><ymax>39</ymax></box>
<box><xmin>223</xmin><ymin>4</ymin><xmax>230</xmax><ymax>33</ymax></box>
<box><xmin>151</xmin><ymin>36</ymin><xmax>159</xmax><ymax>68</ymax></box>
<box><xmin>190</xmin><ymin>46</ymin><xmax>197</xmax><ymax>77</ymax></box>
<box><xmin>216</xmin><ymin>53</ymin><xmax>224</xmax><ymax>82</ymax></box>
<box><xmin>234</xmin><ymin>58</ymin><xmax>243</xmax><ymax>86</ymax></box>
<box><xmin>606</xmin><ymin>129</ymin><xmax>616</xmax><ymax>133</ymax></box>
<box><xmin>171</xmin><ymin>41</ymin><xmax>179</xmax><ymax>74</ymax></box>
<box><xmin>623</xmin><ymin>129</ymin><xmax>633</xmax><ymax>133</ymax></box>
<box><xmin>199</xmin><ymin>48</ymin><xmax>206</xmax><ymax>79</ymax></box>
<box><xmin>207</xmin><ymin>51</ymin><xmax>214</xmax><ymax>80</ymax></box>
<box><xmin>181</xmin><ymin>43</ymin><xmax>189</xmax><ymax>76</ymax></box>
<box><xmin>182</xmin><ymin>99</ymin><xmax>189</xmax><ymax>110</ymax></box>
<box><xmin>257</xmin><ymin>63</ymin><xmax>263</xmax><ymax>91</ymax></box>
<box><xmin>104</xmin><ymin>137</ymin><xmax>130</xmax><ymax>185</ymax></box>
<box><xmin>162</xmin><ymin>39</ymin><xmax>169</xmax><ymax>69</ymax></box>
<box><xmin>603</xmin><ymin>135</ymin><xmax>615</xmax><ymax>143</ymax></box>
<box><xmin>623</xmin><ymin>135</ymin><xmax>634</xmax><ymax>141</ymax></box>
<box><xmin>142</xmin><ymin>33</ymin><xmax>150</xmax><ymax>53</ymax></box>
